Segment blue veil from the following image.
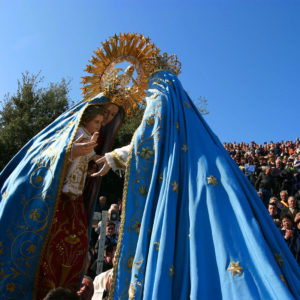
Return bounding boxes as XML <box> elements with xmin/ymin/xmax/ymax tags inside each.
<box><xmin>110</xmin><ymin>71</ymin><xmax>300</xmax><ymax>299</ymax></box>
<box><xmin>0</xmin><ymin>95</ymin><xmax>120</xmax><ymax>299</ymax></box>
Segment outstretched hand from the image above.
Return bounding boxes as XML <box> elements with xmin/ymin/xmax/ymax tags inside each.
<box><xmin>71</xmin><ymin>133</ymin><xmax>98</xmax><ymax>159</ymax></box>
<box><xmin>91</xmin><ymin>156</ymin><xmax>111</xmax><ymax>177</ymax></box>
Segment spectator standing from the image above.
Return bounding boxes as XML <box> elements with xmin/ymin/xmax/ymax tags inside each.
<box><xmin>255</xmin><ymin>166</ymin><xmax>275</xmax><ymax>207</ymax></box>
<box><xmin>281</xmin><ymin>196</ymin><xmax>299</xmax><ymax>219</ymax></box>
<box><xmin>278</xmin><ymin>190</ymin><xmax>289</xmax><ymax>209</ymax></box>
<box><xmin>280</xmin><ymin>214</ymin><xmax>296</xmax><ymax>250</ymax></box>
<box><xmin>268</xmin><ymin>203</ymin><xmax>281</xmax><ymax>228</ymax></box>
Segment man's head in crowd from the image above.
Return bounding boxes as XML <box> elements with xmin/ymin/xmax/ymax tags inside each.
<box><xmin>99</xmin><ymin>196</ymin><xmax>107</xmax><ymax>207</ymax></box>
<box><xmin>281</xmin><ymin>215</ymin><xmax>293</xmax><ymax>230</ymax></box>
<box><xmin>106</xmin><ymin>222</ymin><xmax>116</xmax><ymax>237</ymax></box>
<box><xmin>104</xmin><ymin>243</ymin><xmax>117</xmax><ymax>266</ymax></box>
<box><xmin>280</xmin><ymin>190</ymin><xmax>288</xmax><ymax>202</ymax></box>
<box><xmin>288</xmin><ymin>196</ymin><xmax>296</xmax><ymax>208</ymax></box>
<box><xmin>268</xmin><ymin>203</ymin><xmax>278</xmax><ymax>217</ymax></box>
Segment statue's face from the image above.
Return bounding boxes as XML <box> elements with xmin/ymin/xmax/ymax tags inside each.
<box><xmin>103</xmin><ymin>103</ymin><xmax>119</xmax><ymax>126</ymax></box>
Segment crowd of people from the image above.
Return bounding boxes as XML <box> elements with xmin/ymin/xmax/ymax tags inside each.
<box><xmin>224</xmin><ymin>139</ymin><xmax>300</xmax><ymax>264</ymax></box>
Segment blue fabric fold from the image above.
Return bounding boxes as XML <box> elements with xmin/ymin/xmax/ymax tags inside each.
<box><xmin>112</xmin><ymin>71</ymin><xmax>300</xmax><ymax>300</ymax></box>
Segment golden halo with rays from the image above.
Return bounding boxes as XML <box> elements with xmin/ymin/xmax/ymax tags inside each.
<box><xmin>81</xmin><ymin>33</ymin><xmax>160</xmax><ymax>115</ymax></box>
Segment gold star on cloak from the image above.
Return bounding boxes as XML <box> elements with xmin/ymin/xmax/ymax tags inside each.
<box><xmin>182</xmin><ymin>145</ymin><xmax>188</xmax><ymax>153</ymax></box>
<box><xmin>275</xmin><ymin>253</ymin><xmax>284</xmax><ymax>267</ymax></box>
<box><xmin>175</xmin><ymin>122</ymin><xmax>180</xmax><ymax>131</ymax></box>
<box><xmin>154</xmin><ymin>241</ymin><xmax>160</xmax><ymax>251</ymax></box>
<box><xmin>227</xmin><ymin>261</ymin><xmax>243</xmax><ymax>276</ymax></box>
<box><xmin>171</xmin><ymin>181</ymin><xmax>179</xmax><ymax>193</ymax></box>
<box><xmin>169</xmin><ymin>265</ymin><xmax>175</xmax><ymax>278</ymax></box>
<box><xmin>207</xmin><ymin>175</ymin><xmax>218</xmax><ymax>186</ymax></box>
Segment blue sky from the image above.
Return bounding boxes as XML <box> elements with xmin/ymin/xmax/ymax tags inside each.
<box><xmin>0</xmin><ymin>0</ymin><xmax>299</xmax><ymax>144</ymax></box>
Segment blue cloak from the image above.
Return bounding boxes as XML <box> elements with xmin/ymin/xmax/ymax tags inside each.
<box><xmin>111</xmin><ymin>71</ymin><xmax>300</xmax><ymax>300</ymax></box>
<box><xmin>0</xmin><ymin>95</ymin><xmax>123</xmax><ymax>299</ymax></box>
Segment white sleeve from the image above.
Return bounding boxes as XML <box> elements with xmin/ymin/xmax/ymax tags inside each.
<box><xmin>105</xmin><ymin>144</ymin><xmax>131</xmax><ymax>172</ymax></box>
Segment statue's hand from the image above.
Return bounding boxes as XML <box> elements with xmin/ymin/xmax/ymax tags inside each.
<box><xmin>91</xmin><ymin>156</ymin><xmax>111</xmax><ymax>177</ymax></box>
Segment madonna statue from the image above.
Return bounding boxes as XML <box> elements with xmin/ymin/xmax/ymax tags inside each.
<box><xmin>97</xmin><ymin>53</ymin><xmax>300</xmax><ymax>299</ymax></box>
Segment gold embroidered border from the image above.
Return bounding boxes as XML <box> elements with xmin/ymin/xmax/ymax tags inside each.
<box><xmin>108</xmin><ymin>133</ymin><xmax>136</xmax><ymax>300</ymax></box>
<box><xmin>32</xmin><ymin>102</ymin><xmax>106</xmax><ymax>299</ymax></box>
<box><xmin>111</xmin><ymin>150</ymin><xmax>127</xmax><ymax>169</ymax></box>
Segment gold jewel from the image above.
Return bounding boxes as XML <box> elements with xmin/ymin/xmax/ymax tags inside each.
<box><xmin>207</xmin><ymin>175</ymin><xmax>218</xmax><ymax>186</ymax></box>
<box><xmin>144</xmin><ymin>52</ymin><xmax>182</xmax><ymax>77</ymax></box>
<box><xmin>82</xmin><ymin>33</ymin><xmax>160</xmax><ymax>116</ymax></box>
<box><xmin>227</xmin><ymin>261</ymin><xmax>243</xmax><ymax>276</ymax></box>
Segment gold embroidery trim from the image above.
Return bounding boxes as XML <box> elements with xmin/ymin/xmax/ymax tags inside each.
<box><xmin>111</xmin><ymin>150</ymin><xmax>127</xmax><ymax>169</ymax></box>
<box><xmin>108</xmin><ymin>132</ymin><xmax>136</xmax><ymax>300</ymax></box>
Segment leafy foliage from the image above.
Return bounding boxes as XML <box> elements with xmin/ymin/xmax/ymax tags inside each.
<box><xmin>0</xmin><ymin>72</ymin><xmax>71</xmax><ymax>170</ymax></box>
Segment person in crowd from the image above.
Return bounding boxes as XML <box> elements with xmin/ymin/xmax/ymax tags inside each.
<box><xmin>92</xmin><ymin>265</ymin><xmax>114</xmax><ymax>300</ymax></box>
<box><xmin>255</xmin><ymin>165</ymin><xmax>275</xmax><ymax>207</ymax></box>
<box><xmin>77</xmin><ymin>276</ymin><xmax>94</xmax><ymax>300</ymax></box>
<box><xmin>280</xmin><ymin>214</ymin><xmax>296</xmax><ymax>250</ymax></box>
<box><xmin>43</xmin><ymin>287</ymin><xmax>80</xmax><ymax>300</ymax></box>
<box><xmin>269</xmin><ymin>196</ymin><xmax>282</xmax><ymax>216</ymax></box>
<box><xmin>108</xmin><ymin>203</ymin><xmax>120</xmax><ymax>235</ymax></box>
<box><xmin>105</xmin><ymin>222</ymin><xmax>118</xmax><ymax>246</ymax></box>
<box><xmin>281</xmin><ymin>196</ymin><xmax>299</xmax><ymax>219</ymax></box>
<box><xmin>102</xmin><ymin>243</ymin><xmax>117</xmax><ymax>272</ymax></box>
<box><xmin>271</xmin><ymin>158</ymin><xmax>284</xmax><ymax>196</ymax></box>
<box><xmin>292</xmin><ymin>212</ymin><xmax>300</xmax><ymax>265</ymax></box>
<box><xmin>281</xmin><ymin>161</ymin><xmax>296</xmax><ymax>196</ymax></box>
<box><xmin>98</xmin><ymin>195</ymin><xmax>108</xmax><ymax>212</ymax></box>
<box><xmin>268</xmin><ymin>203</ymin><xmax>281</xmax><ymax>228</ymax></box>
<box><xmin>279</xmin><ymin>190</ymin><xmax>289</xmax><ymax>209</ymax></box>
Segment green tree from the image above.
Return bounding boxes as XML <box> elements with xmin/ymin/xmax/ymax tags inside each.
<box><xmin>0</xmin><ymin>71</ymin><xmax>71</xmax><ymax>170</ymax></box>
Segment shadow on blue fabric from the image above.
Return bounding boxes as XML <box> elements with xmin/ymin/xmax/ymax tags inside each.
<box><xmin>110</xmin><ymin>71</ymin><xmax>300</xmax><ymax>300</ymax></box>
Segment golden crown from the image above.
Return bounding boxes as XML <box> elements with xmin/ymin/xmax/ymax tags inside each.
<box><xmin>144</xmin><ymin>52</ymin><xmax>182</xmax><ymax>77</ymax></box>
<box><xmin>81</xmin><ymin>33</ymin><xmax>160</xmax><ymax>115</ymax></box>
